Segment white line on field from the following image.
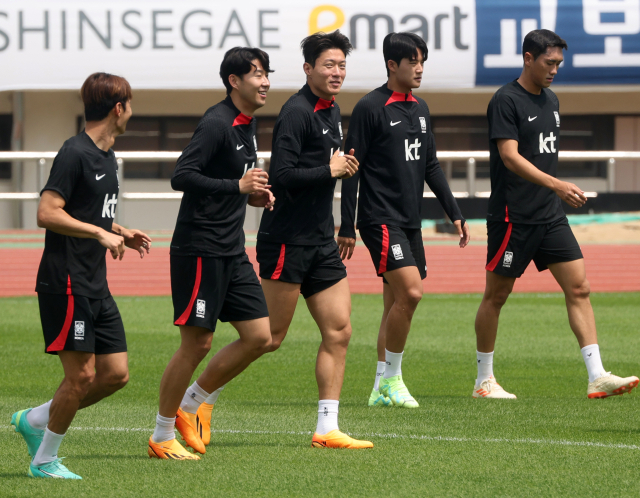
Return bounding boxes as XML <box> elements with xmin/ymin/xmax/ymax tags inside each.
<box><xmin>3</xmin><ymin>425</ymin><xmax>639</xmax><ymax>451</ymax></box>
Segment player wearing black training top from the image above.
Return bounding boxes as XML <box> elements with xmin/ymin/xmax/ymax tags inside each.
<box><xmin>149</xmin><ymin>48</ymin><xmax>276</xmax><ymax>460</ymax></box>
<box><xmin>11</xmin><ymin>73</ymin><xmax>152</xmax><ymax>480</ymax></box>
<box><xmin>256</xmin><ymin>31</ymin><xmax>372</xmax><ymax>449</ymax></box>
<box><xmin>473</xmin><ymin>29</ymin><xmax>638</xmax><ymax>400</ymax></box>
<box><xmin>338</xmin><ymin>32</ymin><xmax>470</xmax><ymax>408</ymax></box>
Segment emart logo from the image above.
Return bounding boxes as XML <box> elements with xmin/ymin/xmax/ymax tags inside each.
<box><xmin>308</xmin><ymin>5</ymin><xmax>471</xmax><ymax>51</ymax></box>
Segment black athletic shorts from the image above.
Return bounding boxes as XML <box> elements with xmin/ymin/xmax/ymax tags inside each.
<box><xmin>171</xmin><ymin>252</ymin><xmax>268</xmax><ymax>332</ymax></box>
<box><xmin>38</xmin><ymin>293</ymin><xmax>126</xmax><ymax>356</ymax></box>
<box><xmin>256</xmin><ymin>240</ymin><xmax>347</xmax><ymax>299</ymax></box>
<box><xmin>359</xmin><ymin>224</ymin><xmax>427</xmax><ymax>282</ymax></box>
<box><xmin>486</xmin><ymin>216</ymin><xmax>583</xmax><ymax>278</ymax></box>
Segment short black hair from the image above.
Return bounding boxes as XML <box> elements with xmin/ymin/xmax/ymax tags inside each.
<box><xmin>301</xmin><ymin>30</ymin><xmax>353</xmax><ymax>67</ymax></box>
<box><xmin>382</xmin><ymin>32</ymin><xmax>428</xmax><ymax>77</ymax></box>
<box><xmin>219</xmin><ymin>47</ymin><xmax>272</xmax><ymax>95</ymax></box>
<box><xmin>522</xmin><ymin>29</ymin><xmax>567</xmax><ymax>61</ymax></box>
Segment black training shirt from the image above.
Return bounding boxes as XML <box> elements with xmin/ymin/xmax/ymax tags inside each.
<box><xmin>36</xmin><ymin>131</ymin><xmax>119</xmax><ymax>298</ymax></box>
<box><xmin>171</xmin><ymin>97</ymin><xmax>257</xmax><ymax>257</ymax></box>
<box><xmin>339</xmin><ymin>84</ymin><xmax>463</xmax><ymax>239</ymax></box>
<box><xmin>257</xmin><ymin>84</ymin><xmax>341</xmax><ymax>245</ymax></box>
<box><xmin>487</xmin><ymin>80</ymin><xmax>564</xmax><ymax>224</ymax></box>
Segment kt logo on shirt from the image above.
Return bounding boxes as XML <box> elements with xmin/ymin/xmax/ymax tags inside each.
<box><xmin>102</xmin><ymin>193</ymin><xmax>117</xmax><ymax>219</ymax></box>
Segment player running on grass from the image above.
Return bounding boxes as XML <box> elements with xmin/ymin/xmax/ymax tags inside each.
<box><xmin>148</xmin><ymin>47</ymin><xmax>276</xmax><ymax>459</ymax></box>
<box><xmin>255</xmin><ymin>31</ymin><xmax>372</xmax><ymax>449</ymax></box>
<box><xmin>338</xmin><ymin>32</ymin><xmax>470</xmax><ymax>408</ymax></box>
<box><xmin>11</xmin><ymin>73</ymin><xmax>152</xmax><ymax>479</ymax></box>
<box><xmin>473</xmin><ymin>29</ymin><xmax>638</xmax><ymax>399</ymax></box>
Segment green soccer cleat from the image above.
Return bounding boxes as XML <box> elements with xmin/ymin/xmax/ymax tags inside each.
<box><xmin>379</xmin><ymin>376</ymin><xmax>419</xmax><ymax>408</ymax></box>
<box><xmin>28</xmin><ymin>458</ymin><xmax>82</xmax><ymax>479</ymax></box>
<box><xmin>11</xmin><ymin>409</ymin><xmax>44</xmax><ymax>457</ymax></box>
<box><xmin>368</xmin><ymin>388</ymin><xmax>392</xmax><ymax>407</ymax></box>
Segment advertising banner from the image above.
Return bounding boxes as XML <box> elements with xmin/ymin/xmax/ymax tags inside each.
<box><xmin>1</xmin><ymin>0</ymin><xmax>639</xmax><ymax>91</ymax></box>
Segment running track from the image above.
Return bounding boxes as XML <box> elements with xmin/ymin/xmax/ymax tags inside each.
<box><xmin>2</xmin><ymin>243</ymin><xmax>639</xmax><ymax>296</ymax></box>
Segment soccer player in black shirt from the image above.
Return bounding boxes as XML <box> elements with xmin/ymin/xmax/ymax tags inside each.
<box><xmin>338</xmin><ymin>32</ymin><xmax>470</xmax><ymax>408</ymax></box>
<box><xmin>256</xmin><ymin>31</ymin><xmax>372</xmax><ymax>449</ymax></box>
<box><xmin>473</xmin><ymin>29</ymin><xmax>638</xmax><ymax>399</ymax></box>
<box><xmin>11</xmin><ymin>73</ymin><xmax>152</xmax><ymax>479</ymax></box>
<box><xmin>149</xmin><ymin>48</ymin><xmax>276</xmax><ymax>459</ymax></box>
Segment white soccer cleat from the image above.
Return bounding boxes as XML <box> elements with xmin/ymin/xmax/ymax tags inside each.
<box><xmin>587</xmin><ymin>372</ymin><xmax>639</xmax><ymax>399</ymax></box>
<box><xmin>473</xmin><ymin>376</ymin><xmax>517</xmax><ymax>399</ymax></box>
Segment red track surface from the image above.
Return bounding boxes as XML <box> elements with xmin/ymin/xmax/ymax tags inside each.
<box><xmin>1</xmin><ymin>245</ymin><xmax>638</xmax><ymax>296</ymax></box>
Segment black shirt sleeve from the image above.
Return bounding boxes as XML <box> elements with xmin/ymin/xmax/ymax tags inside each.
<box><xmin>488</xmin><ymin>92</ymin><xmax>519</xmax><ymax>142</ymax></box>
<box><xmin>339</xmin><ymin>101</ymin><xmax>374</xmax><ymax>238</ymax></box>
<box><xmin>171</xmin><ymin>116</ymin><xmax>240</xmax><ymax>195</ymax></box>
<box><xmin>271</xmin><ymin>107</ymin><xmax>332</xmax><ymax>189</ymax></box>
<box><xmin>41</xmin><ymin>145</ymin><xmax>83</xmax><ymax>201</ymax></box>
<box><xmin>424</xmin><ymin>129</ymin><xmax>464</xmax><ymax>223</ymax></box>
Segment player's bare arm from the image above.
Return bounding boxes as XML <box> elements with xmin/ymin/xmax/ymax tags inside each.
<box><xmin>497</xmin><ymin>138</ymin><xmax>587</xmax><ymax>208</ymax></box>
<box><xmin>112</xmin><ymin>222</ymin><xmax>152</xmax><ymax>259</ymax></box>
<box><xmin>37</xmin><ymin>190</ymin><xmax>125</xmax><ymax>260</ymax></box>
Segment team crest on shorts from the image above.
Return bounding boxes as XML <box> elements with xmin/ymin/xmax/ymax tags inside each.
<box><xmin>391</xmin><ymin>244</ymin><xmax>404</xmax><ymax>260</ymax></box>
<box><xmin>74</xmin><ymin>321</ymin><xmax>85</xmax><ymax>340</ymax></box>
<box><xmin>503</xmin><ymin>251</ymin><xmax>513</xmax><ymax>268</ymax></box>
<box><xmin>196</xmin><ymin>299</ymin><xmax>206</xmax><ymax>318</ymax></box>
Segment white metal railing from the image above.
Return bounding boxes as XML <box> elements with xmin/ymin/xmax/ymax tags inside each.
<box><xmin>0</xmin><ymin>150</ymin><xmax>634</xmax><ymax>206</ymax></box>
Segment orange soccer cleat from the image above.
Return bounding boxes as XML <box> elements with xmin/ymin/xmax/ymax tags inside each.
<box><xmin>148</xmin><ymin>437</ymin><xmax>200</xmax><ymax>460</ymax></box>
<box><xmin>196</xmin><ymin>402</ymin><xmax>214</xmax><ymax>446</ymax></box>
<box><xmin>311</xmin><ymin>430</ymin><xmax>373</xmax><ymax>449</ymax></box>
<box><xmin>175</xmin><ymin>408</ymin><xmax>206</xmax><ymax>454</ymax></box>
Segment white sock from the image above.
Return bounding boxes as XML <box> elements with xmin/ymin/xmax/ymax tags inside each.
<box><xmin>476</xmin><ymin>351</ymin><xmax>494</xmax><ymax>386</ymax></box>
<box><xmin>204</xmin><ymin>385</ymin><xmax>225</xmax><ymax>405</ymax></box>
<box><xmin>383</xmin><ymin>349</ymin><xmax>403</xmax><ymax>379</ymax></box>
<box><xmin>152</xmin><ymin>413</ymin><xmax>176</xmax><ymax>444</ymax></box>
<box><xmin>180</xmin><ymin>381</ymin><xmax>210</xmax><ymax>415</ymax></box>
<box><xmin>316</xmin><ymin>400</ymin><xmax>339</xmax><ymax>435</ymax></box>
<box><xmin>581</xmin><ymin>344</ymin><xmax>607</xmax><ymax>383</ymax></box>
<box><xmin>373</xmin><ymin>361</ymin><xmax>386</xmax><ymax>391</ymax></box>
<box><xmin>32</xmin><ymin>427</ymin><xmax>65</xmax><ymax>466</ymax></box>
<box><xmin>26</xmin><ymin>400</ymin><xmax>52</xmax><ymax>430</ymax></box>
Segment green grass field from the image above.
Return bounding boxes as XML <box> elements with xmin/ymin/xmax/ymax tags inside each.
<box><xmin>1</xmin><ymin>293</ymin><xmax>639</xmax><ymax>497</ymax></box>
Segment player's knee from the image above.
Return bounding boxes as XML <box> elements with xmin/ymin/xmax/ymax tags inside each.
<box><xmin>69</xmin><ymin>369</ymin><xmax>95</xmax><ymax>397</ymax></box>
<box><xmin>107</xmin><ymin>370</ymin><xmax>129</xmax><ymax>392</ymax></box>
<box><xmin>325</xmin><ymin>323</ymin><xmax>351</xmax><ymax>350</ymax></box>
<box><xmin>247</xmin><ymin>331</ymin><xmax>272</xmax><ymax>356</ymax></box>
<box><xmin>398</xmin><ymin>286</ymin><xmax>423</xmax><ymax>311</ymax></box>
<box><xmin>570</xmin><ymin>279</ymin><xmax>590</xmax><ymax>300</ymax></box>
<box><xmin>488</xmin><ymin>287</ymin><xmax>511</xmax><ymax>308</ymax></box>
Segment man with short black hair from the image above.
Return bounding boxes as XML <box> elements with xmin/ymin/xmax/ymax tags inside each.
<box><xmin>256</xmin><ymin>31</ymin><xmax>372</xmax><ymax>449</ymax></box>
<box><xmin>149</xmin><ymin>47</ymin><xmax>276</xmax><ymax>459</ymax></box>
<box><xmin>338</xmin><ymin>32</ymin><xmax>470</xmax><ymax>408</ymax></box>
<box><xmin>473</xmin><ymin>29</ymin><xmax>638</xmax><ymax>399</ymax></box>
<box><xmin>11</xmin><ymin>72</ymin><xmax>151</xmax><ymax>479</ymax></box>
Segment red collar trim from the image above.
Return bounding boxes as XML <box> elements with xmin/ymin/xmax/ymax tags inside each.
<box><xmin>385</xmin><ymin>91</ymin><xmax>418</xmax><ymax>106</ymax></box>
<box><xmin>313</xmin><ymin>97</ymin><xmax>335</xmax><ymax>112</ymax></box>
<box><xmin>232</xmin><ymin>113</ymin><xmax>253</xmax><ymax>126</ymax></box>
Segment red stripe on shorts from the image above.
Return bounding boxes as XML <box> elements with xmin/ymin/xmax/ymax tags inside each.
<box><xmin>46</xmin><ymin>276</ymin><xmax>74</xmax><ymax>353</ymax></box>
<box><xmin>175</xmin><ymin>257</ymin><xmax>202</xmax><ymax>325</ymax></box>
<box><xmin>271</xmin><ymin>244</ymin><xmax>286</xmax><ymax>279</ymax></box>
<box><xmin>379</xmin><ymin>224</ymin><xmax>390</xmax><ymax>274</ymax></box>
<box><xmin>505</xmin><ymin>205</ymin><xmax>509</xmax><ymax>222</ymax></box>
<box><xmin>486</xmin><ymin>223</ymin><xmax>513</xmax><ymax>272</ymax></box>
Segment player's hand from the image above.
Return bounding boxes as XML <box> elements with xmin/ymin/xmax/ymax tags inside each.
<box><xmin>248</xmin><ymin>189</ymin><xmax>276</xmax><ymax>211</ymax></box>
<box><xmin>122</xmin><ymin>228</ymin><xmax>152</xmax><ymax>259</ymax></box>
<box><xmin>97</xmin><ymin>229</ymin><xmax>126</xmax><ymax>260</ymax></box>
<box><xmin>554</xmin><ymin>180</ymin><xmax>587</xmax><ymax>208</ymax></box>
<box><xmin>337</xmin><ymin>235</ymin><xmax>356</xmax><ymax>260</ymax></box>
<box><xmin>239</xmin><ymin>168</ymin><xmax>269</xmax><ymax>194</ymax></box>
<box><xmin>329</xmin><ymin>149</ymin><xmax>359</xmax><ymax>179</ymax></box>
<box><xmin>454</xmin><ymin>220</ymin><xmax>470</xmax><ymax>248</ymax></box>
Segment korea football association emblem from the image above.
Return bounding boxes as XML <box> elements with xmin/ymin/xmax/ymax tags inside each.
<box><xmin>74</xmin><ymin>321</ymin><xmax>85</xmax><ymax>340</ymax></box>
<box><xmin>196</xmin><ymin>299</ymin><xmax>206</xmax><ymax>319</ymax></box>
<box><xmin>419</xmin><ymin>117</ymin><xmax>427</xmax><ymax>133</ymax></box>
<box><xmin>554</xmin><ymin>111</ymin><xmax>560</xmax><ymax>127</ymax></box>
<box><xmin>391</xmin><ymin>244</ymin><xmax>404</xmax><ymax>260</ymax></box>
<box><xmin>503</xmin><ymin>251</ymin><xmax>513</xmax><ymax>268</ymax></box>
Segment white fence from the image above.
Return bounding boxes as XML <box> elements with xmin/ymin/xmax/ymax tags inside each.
<box><xmin>0</xmin><ymin>151</ymin><xmax>636</xmax><ymax>208</ymax></box>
